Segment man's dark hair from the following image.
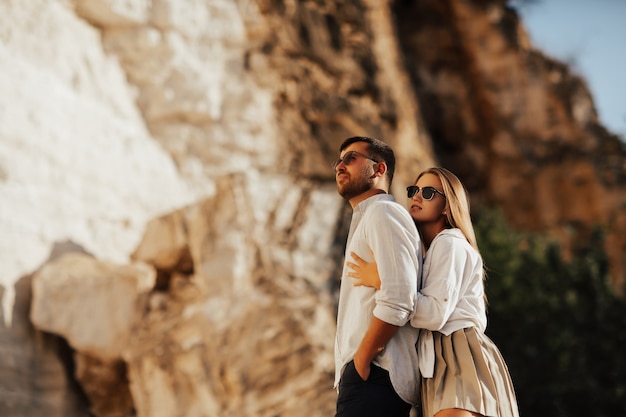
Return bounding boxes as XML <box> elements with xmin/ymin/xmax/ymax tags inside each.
<box><xmin>339</xmin><ymin>136</ymin><xmax>395</xmax><ymax>184</ymax></box>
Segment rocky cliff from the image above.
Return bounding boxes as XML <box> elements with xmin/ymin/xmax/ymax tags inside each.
<box><xmin>392</xmin><ymin>0</ymin><xmax>625</xmax><ymax>285</ymax></box>
<box><xmin>1</xmin><ymin>0</ymin><xmax>624</xmax><ymax>416</ymax></box>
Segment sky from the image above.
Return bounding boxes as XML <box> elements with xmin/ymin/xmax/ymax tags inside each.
<box><xmin>512</xmin><ymin>0</ymin><xmax>626</xmax><ymax>139</ymax></box>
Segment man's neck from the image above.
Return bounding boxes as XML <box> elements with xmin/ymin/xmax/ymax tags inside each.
<box><xmin>349</xmin><ymin>188</ymin><xmax>387</xmax><ymax>209</ymax></box>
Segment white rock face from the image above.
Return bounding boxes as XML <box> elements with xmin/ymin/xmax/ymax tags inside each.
<box><xmin>30</xmin><ymin>253</ymin><xmax>155</xmax><ymax>359</ymax></box>
<box><xmin>0</xmin><ymin>0</ymin><xmax>277</xmax><ymax>325</ymax></box>
<box><xmin>0</xmin><ymin>0</ymin><xmax>438</xmax><ymax>415</ymax></box>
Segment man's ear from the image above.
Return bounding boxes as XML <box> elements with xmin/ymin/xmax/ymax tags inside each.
<box><xmin>374</xmin><ymin>161</ymin><xmax>387</xmax><ymax>177</ymax></box>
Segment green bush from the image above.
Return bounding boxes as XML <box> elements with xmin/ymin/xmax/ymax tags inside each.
<box><xmin>474</xmin><ymin>208</ymin><xmax>626</xmax><ymax>417</ymax></box>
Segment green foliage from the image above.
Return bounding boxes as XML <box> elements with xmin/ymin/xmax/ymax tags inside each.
<box><xmin>474</xmin><ymin>208</ymin><xmax>626</xmax><ymax>417</ymax></box>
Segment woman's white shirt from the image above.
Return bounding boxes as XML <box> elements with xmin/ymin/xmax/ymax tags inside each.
<box><xmin>411</xmin><ymin>228</ymin><xmax>487</xmax><ymax>378</ymax></box>
<box><xmin>411</xmin><ymin>228</ymin><xmax>486</xmax><ymax>333</ymax></box>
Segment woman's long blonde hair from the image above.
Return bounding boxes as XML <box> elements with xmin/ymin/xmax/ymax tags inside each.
<box><xmin>417</xmin><ymin>167</ymin><xmax>484</xmax><ymax>278</ymax></box>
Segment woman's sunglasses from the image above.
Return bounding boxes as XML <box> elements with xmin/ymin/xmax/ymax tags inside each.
<box><xmin>406</xmin><ymin>185</ymin><xmax>446</xmax><ymax>200</ymax></box>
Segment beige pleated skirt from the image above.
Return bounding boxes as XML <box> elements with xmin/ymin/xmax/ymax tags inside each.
<box><xmin>421</xmin><ymin>327</ymin><xmax>519</xmax><ymax>417</ymax></box>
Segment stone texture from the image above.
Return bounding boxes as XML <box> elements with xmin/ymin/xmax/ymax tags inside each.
<box><xmin>123</xmin><ymin>174</ymin><xmax>339</xmax><ymax>417</ymax></box>
<box><xmin>30</xmin><ymin>253</ymin><xmax>155</xmax><ymax>359</ymax></box>
<box><xmin>390</xmin><ymin>0</ymin><xmax>626</xmax><ymax>286</ymax></box>
<box><xmin>0</xmin><ymin>275</ymin><xmax>90</xmax><ymax>417</ymax></box>
<box><xmin>1</xmin><ymin>0</ymin><xmax>625</xmax><ymax>416</ymax></box>
<box><xmin>74</xmin><ymin>354</ymin><xmax>134</xmax><ymax>417</ymax></box>
<box><xmin>0</xmin><ymin>0</ymin><xmax>199</xmax><ymax>327</ymax></box>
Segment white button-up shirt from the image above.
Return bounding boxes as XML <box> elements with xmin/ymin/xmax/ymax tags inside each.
<box><xmin>411</xmin><ymin>228</ymin><xmax>487</xmax><ymax>378</ymax></box>
<box><xmin>334</xmin><ymin>194</ymin><xmax>423</xmax><ymax>405</ymax></box>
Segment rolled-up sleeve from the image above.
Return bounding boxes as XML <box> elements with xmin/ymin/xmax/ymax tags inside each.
<box><xmin>411</xmin><ymin>229</ymin><xmax>486</xmax><ymax>334</ymax></box>
<box><xmin>411</xmin><ymin>234</ymin><xmax>469</xmax><ymax>331</ymax></box>
<box><xmin>365</xmin><ymin>203</ymin><xmax>420</xmax><ymax>326</ymax></box>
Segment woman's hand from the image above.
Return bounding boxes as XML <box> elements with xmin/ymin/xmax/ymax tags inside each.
<box><xmin>346</xmin><ymin>249</ymin><xmax>381</xmax><ymax>290</ymax></box>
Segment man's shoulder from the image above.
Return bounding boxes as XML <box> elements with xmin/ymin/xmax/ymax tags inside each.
<box><xmin>366</xmin><ymin>197</ymin><xmax>408</xmax><ymax>215</ymax></box>
<box><xmin>364</xmin><ymin>198</ymin><xmax>415</xmax><ymax>226</ymax></box>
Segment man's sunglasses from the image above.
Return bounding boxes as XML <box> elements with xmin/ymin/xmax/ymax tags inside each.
<box><xmin>406</xmin><ymin>185</ymin><xmax>446</xmax><ymax>200</ymax></box>
<box><xmin>332</xmin><ymin>151</ymin><xmax>379</xmax><ymax>170</ymax></box>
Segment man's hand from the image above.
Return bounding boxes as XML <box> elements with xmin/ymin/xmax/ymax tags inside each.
<box><xmin>353</xmin><ymin>349</ymin><xmax>372</xmax><ymax>380</ymax></box>
<box><xmin>353</xmin><ymin>316</ymin><xmax>400</xmax><ymax>381</ymax></box>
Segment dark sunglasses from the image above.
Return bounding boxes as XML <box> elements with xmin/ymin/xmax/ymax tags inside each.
<box><xmin>332</xmin><ymin>151</ymin><xmax>379</xmax><ymax>170</ymax></box>
<box><xmin>406</xmin><ymin>185</ymin><xmax>446</xmax><ymax>200</ymax></box>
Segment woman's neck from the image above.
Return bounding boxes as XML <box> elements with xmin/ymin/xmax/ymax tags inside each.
<box><xmin>419</xmin><ymin>222</ymin><xmax>448</xmax><ymax>249</ymax></box>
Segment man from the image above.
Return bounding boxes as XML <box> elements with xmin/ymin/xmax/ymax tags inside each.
<box><xmin>333</xmin><ymin>136</ymin><xmax>422</xmax><ymax>417</ymax></box>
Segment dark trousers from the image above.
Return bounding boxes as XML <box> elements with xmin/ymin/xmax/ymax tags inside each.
<box><xmin>335</xmin><ymin>360</ymin><xmax>411</xmax><ymax>417</ymax></box>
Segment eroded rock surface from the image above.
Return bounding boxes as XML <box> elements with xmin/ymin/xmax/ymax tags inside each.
<box><xmin>1</xmin><ymin>0</ymin><xmax>625</xmax><ymax>416</ymax></box>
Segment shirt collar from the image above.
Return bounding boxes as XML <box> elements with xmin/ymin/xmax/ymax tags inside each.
<box><xmin>353</xmin><ymin>193</ymin><xmax>394</xmax><ymax>215</ymax></box>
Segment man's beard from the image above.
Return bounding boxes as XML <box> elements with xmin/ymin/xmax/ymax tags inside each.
<box><xmin>338</xmin><ymin>172</ymin><xmax>374</xmax><ymax>200</ymax></box>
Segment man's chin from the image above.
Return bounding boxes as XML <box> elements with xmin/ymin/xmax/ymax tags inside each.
<box><xmin>338</xmin><ymin>187</ymin><xmax>359</xmax><ymax>201</ymax></box>
<box><xmin>337</xmin><ymin>186</ymin><xmax>351</xmax><ymax>199</ymax></box>
<box><xmin>338</xmin><ymin>181</ymin><xmax>370</xmax><ymax>201</ymax></box>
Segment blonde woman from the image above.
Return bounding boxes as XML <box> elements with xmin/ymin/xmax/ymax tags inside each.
<box><xmin>346</xmin><ymin>167</ymin><xmax>519</xmax><ymax>417</ymax></box>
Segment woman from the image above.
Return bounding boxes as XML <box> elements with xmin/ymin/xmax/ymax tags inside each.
<box><xmin>346</xmin><ymin>167</ymin><xmax>519</xmax><ymax>417</ymax></box>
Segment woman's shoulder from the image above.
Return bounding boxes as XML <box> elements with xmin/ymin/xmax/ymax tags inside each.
<box><xmin>429</xmin><ymin>229</ymin><xmax>482</xmax><ymax>269</ymax></box>
<box><xmin>431</xmin><ymin>229</ymin><xmax>475</xmax><ymax>254</ymax></box>
<box><xmin>433</xmin><ymin>228</ymin><xmax>465</xmax><ymax>243</ymax></box>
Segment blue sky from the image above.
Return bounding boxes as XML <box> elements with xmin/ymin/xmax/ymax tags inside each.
<box><xmin>513</xmin><ymin>0</ymin><xmax>626</xmax><ymax>139</ymax></box>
